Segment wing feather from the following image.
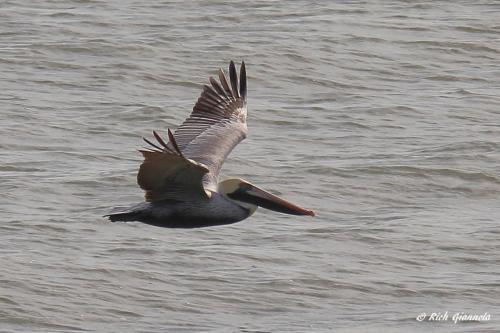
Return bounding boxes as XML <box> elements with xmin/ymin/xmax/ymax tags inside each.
<box><xmin>209</xmin><ymin>77</ymin><xmax>227</xmax><ymax>97</ymax></box>
<box><xmin>229</xmin><ymin>61</ymin><xmax>240</xmax><ymax>98</ymax></box>
<box><xmin>173</xmin><ymin>61</ymin><xmax>248</xmax><ymax>189</ymax></box>
<box><xmin>137</xmin><ymin>131</ymin><xmax>210</xmax><ymax>202</ymax></box>
<box><xmin>219</xmin><ymin>68</ymin><xmax>233</xmax><ymax>97</ymax></box>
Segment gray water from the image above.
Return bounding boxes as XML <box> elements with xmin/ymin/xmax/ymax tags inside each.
<box><xmin>1</xmin><ymin>1</ymin><xmax>500</xmax><ymax>332</ymax></box>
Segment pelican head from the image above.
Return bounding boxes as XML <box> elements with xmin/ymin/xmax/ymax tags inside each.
<box><xmin>218</xmin><ymin>179</ymin><xmax>315</xmax><ymax>217</ymax></box>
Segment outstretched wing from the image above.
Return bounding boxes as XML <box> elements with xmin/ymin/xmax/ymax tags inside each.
<box><xmin>139</xmin><ymin>61</ymin><xmax>247</xmax><ymax>201</ymax></box>
<box><xmin>173</xmin><ymin>60</ymin><xmax>247</xmax><ymax>191</ymax></box>
<box><xmin>137</xmin><ymin>129</ymin><xmax>210</xmax><ymax>202</ymax></box>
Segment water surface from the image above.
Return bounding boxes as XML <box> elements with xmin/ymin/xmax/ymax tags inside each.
<box><xmin>1</xmin><ymin>1</ymin><xmax>500</xmax><ymax>332</ymax></box>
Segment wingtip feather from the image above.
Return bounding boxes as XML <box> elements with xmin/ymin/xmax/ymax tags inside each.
<box><xmin>143</xmin><ymin>137</ymin><xmax>162</xmax><ymax>151</ymax></box>
<box><xmin>229</xmin><ymin>60</ymin><xmax>240</xmax><ymax>98</ymax></box>
<box><xmin>167</xmin><ymin>129</ymin><xmax>183</xmax><ymax>156</ymax></box>
<box><xmin>240</xmin><ymin>61</ymin><xmax>247</xmax><ymax>101</ymax></box>
<box><xmin>218</xmin><ymin>68</ymin><xmax>233</xmax><ymax>98</ymax></box>
<box><xmin>153</xmin><ymin>130</ymin><xmax>168</xmax><ymax>149</ymax></box>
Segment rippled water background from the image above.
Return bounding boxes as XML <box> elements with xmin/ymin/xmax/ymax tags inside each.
<box><xmin>2</xmin><ymin>1</ymin><xmax>500</xmax><ymax>332</ymax></box>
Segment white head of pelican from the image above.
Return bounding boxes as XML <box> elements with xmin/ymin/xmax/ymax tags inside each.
<box><xmin>107</xmin><ymin>61</ymin><xmax>314</xmax><ymax>228</ymax></box>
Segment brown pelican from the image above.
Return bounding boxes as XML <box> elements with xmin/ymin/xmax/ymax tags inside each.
<box><xmin>107</xmin><ymin>61</ymin><xmax>314</xmax><ymax>228</ymax></box>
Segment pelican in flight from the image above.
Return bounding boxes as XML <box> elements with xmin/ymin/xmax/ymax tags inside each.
<box><xmin>107</xmin><ymin>61</ymin><xmax>314</xmax><ymax>228</ymax></box>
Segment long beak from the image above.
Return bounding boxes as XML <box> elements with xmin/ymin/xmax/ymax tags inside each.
<box><xmin>229</xmin><ymin>184</ymin><xmax>315</xmax><ymax>216</ymax></box>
